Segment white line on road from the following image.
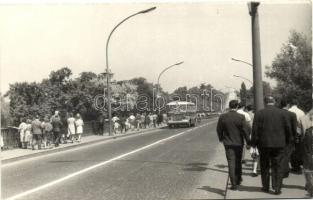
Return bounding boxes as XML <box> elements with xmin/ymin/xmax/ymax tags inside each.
<box><xmin>6</xmin><ymin>120</ymin><xmax>216</xmax><ymax>200</ymax></box>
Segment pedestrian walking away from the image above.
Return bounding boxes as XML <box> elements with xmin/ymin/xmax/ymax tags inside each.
<box><xmin>237</xmin><ymin>102</ymin><xmax>252</xmax><ymax>165</ymax></box>
<box><xmin>300</xmin><ymin>107</ymin><xmax>313</xmax><ymax>197</ymax></box>
<box><xmin>31</xmin><ymin>115</ymin><xmax>43</xmax><ymax>150</ymax></box>
<box><xmin>288</xmin><ymin>99</ymin><xmax>306</xmax><ymax>174</ymax></box>
<box><xmin>216</xmin><ymin>100</ymin><xmax>251</xmax><ymax>190</ymax></box>
<box><xmin>18</xmin><ymin>118</ymin><xmax>28</xmax><ymax>149</ymax></box>
<box><xmin>246</xmin><ymin>104</ymin><xmax>260</xmax><ymax>177</ymax></box>
<box><xmin>279</xmin><ymin>99</ymin><xmax>297</xmax><ymax>179</ymax></box>
<box><xmin>251</xmin><ymin>96</ymin><xmax>293</xmax><ymax>195</ymax></box>
<box><xmin>52</xmin><ymin>114</ymin><xmax>63</xmax><ymax>147</ymax></box>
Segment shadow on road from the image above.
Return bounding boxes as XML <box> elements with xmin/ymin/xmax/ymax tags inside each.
<box><xmin>197</xmin><ymin>185</ymin><xmax>225</xmax><ymax>197</ymax></box>
<box><xmin>183</xmin><ymin>163</ymin><xmax>209</xmax><ymax>172</ymax></box>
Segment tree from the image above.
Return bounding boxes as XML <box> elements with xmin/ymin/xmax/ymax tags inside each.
<box><xmin>172</xmin><ymin>86</ymin><xmax>188</xmax><ymax>101</ymax></box>
<box><xmin>1</xmin><ymin>94</ymin><xmax>11</xmax><ymax>127</ymax></box>
<box><xmin>240</xmin><ymin>82</ymin><xmax>247</xmax><ymax>106</ymax></box>
<box><xmin>266</xmin><ymin>31</ymin><xmax>312</xmax><ymax>111</ymax></box>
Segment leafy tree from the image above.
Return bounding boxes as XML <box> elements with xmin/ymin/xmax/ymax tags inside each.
<box><xmin>130</xmin><ymin>77</ymin><xmax>155</xmax><ymax>111</ymax></box>
<box><xmin>1</xmin><ymin>94</ymin><xmax>11</xmax><ymax>126</ymax></box>
<box><xmin>240</xmin><ymin>82</ymin><xmax>247</xmax><ymax>106</ymax></box>
<box><xmin>266</xmin><ymin>31</ymin><xmax>312</xmax><ymax>111</ymax></box>
<box><xmin>172</xmin><ymin>86</ymin><xmax>188</xmax><ymax>101</ymax></box>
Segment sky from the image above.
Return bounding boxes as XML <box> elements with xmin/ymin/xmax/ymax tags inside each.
<box><xmin>0</xmin><ymin>0</ymin><xmax>311</xmax><ymax>95</ymax></box>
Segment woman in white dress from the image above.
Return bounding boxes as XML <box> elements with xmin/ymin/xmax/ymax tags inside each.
<box><xmin>67</xmin><ymin>113</ymin><xmax>76</xmax><ymax>143</ymax></box>
<box><xmin>18</xmin><ymin>118</ymin><xmax>28</xmax><ymax>149</ymax></box>
<box><xmin>75</xmin><ymin>114</ymin><xmax>84</xmax><ymax>142</ymax></box>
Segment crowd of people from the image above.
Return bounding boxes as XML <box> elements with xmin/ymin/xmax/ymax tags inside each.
<box><xmin>217</xmin><ymin>97</ymin><xmax>313</xmax><ymax>197</ymax></box>
<box><xmin>17</xmin><ymin>110</ymin><xmax>84</xmax><ymax>150</ymax></box>
<box><xmin>17</xmin><ymin>111</ymin><xmax>168</xmax><ymax>150</ymax></box>
<box><xmin>111</xmin><ymin>112</ymin><xmax>168</xmax><ymax>134</ymax></box>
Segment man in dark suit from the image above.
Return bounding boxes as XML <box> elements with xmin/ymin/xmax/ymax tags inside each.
<box><xmin>279</xmin><ymin>99</ymin><xmax>297</xmax><ymax>178</ymax></box>
<box><xmin>217</xmin><ymin>100</ymin><xmax>250</xmax><ymax>190</ymax></box>
<box><xmin>251</xmin><ymin>96</ymin><xmax>292</xmax><ymax>195</ymax></box>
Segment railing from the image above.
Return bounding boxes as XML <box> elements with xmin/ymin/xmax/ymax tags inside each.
<box><xmin>1</xmin><ymin>127</ymin><xmax>20</xmax><ymax>150</ymax></box>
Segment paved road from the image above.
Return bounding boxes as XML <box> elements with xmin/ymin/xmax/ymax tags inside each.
<box><xmin>2</xmin><ymin>118</ymin><xmax>220</xmax><ymax>200</ymax></box>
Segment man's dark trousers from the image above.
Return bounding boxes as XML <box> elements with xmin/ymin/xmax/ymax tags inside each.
<box><xmin>291</xmin><ymin>142</ymin><xmax>303</xmax><ymax>171</ymax></box>
<box><xmin>259</xmin><ymin>147</ymin><xmax>285</xmax><ymax>191</ymax></box>
<box><xmin>225</xmin><ymin>145</ymin><xmax>243</xmax><ymax>186</ymax></box>
<box><xmin>53</xmin><ymin>131</ymin><xmax>61</xmax><ymax>146</ymax></box>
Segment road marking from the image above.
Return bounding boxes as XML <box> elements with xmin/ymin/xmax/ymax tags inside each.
<box><xmin>5</xmin><ymin>120</ymin><xmax>216</xmax><ymax>200</ymax></box>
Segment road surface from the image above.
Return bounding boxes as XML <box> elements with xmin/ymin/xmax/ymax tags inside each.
<box><xmin>2</xmin><ymin>118</ymin><xmax>222</xmax><ymax>200</ymax></box>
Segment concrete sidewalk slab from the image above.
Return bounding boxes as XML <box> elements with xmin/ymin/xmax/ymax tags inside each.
<box><xmin>1</xmin><ymin>126</ymin><xmax>166</xmax><ymax>164</ymax></box>
<box><xmin>226</xmin><ymin>149</ymin><xmax>309</xmax><ymax>199</ymax></box>
<box><xmin>183</xmin><ymin>142</ymin><xmax>229</xmax><ymax>199</ymax></box>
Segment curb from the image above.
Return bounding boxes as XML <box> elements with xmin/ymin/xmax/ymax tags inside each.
<box><xmin>1</xmin><ymin>126</ymin><xmax>166</xmax><ymax>165</ymax></box>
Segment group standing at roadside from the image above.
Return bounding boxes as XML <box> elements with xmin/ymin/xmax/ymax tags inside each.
<box><xmin>217</xmin><ymin>97</ymin><xmax>313</xmax><ymax>197</ymax></box>
<box><xmin>110</xmin><ymin>112</ymin><xmax>166</xmax><ymax>134</ymax></box>
<box><xmin>18</xmin><ymin>110</ymin><xmax>84</xmax><ymax>150</ymax></box>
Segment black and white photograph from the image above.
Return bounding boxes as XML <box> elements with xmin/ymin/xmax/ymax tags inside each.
<box><xmin>0</xmin><ymin>0</ymin><xmax>312</xmax><ymax>199</ymax></box>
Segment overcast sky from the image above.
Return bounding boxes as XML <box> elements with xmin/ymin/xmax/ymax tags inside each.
<box><xmin>0</xmin><ymin>1</ymin><xmax>311</xmax><ymax>94</ymax></box>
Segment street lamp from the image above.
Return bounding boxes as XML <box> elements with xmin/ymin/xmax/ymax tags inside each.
<box><xmin>156</xmin><ymin>61</ymin><xmax>184</xmax><ymax>113</ymax></box>
<box><xmin>233</xmin><ymin>75</ymin><xmax>253</xmax><ymax>85</ymax></box>
<box><xmin>105</xmin><ymin>6</ymin><xmax>156</xmax><ymax>136</ymax></box>
<box><xmin>231</xmin><ymin>57</ymin><xmax>253</xmax><ymax>67</ymax></box>
<box><xmin>248</xmin><ymin>1</ymin><xmax>264</xmax><ymax>112</ymax></box>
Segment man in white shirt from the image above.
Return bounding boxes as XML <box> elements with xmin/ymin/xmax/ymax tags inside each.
<box><xmin>237</xmin><ymin>102</ymin><xmax>252</xmax><ymax>165</ymax></box>
<box><xmin>237</xmin><ymin>103</ymin><xmax>252</xmax><ymax>124</ymax></box>
<box><xmin>288</xmin><ymin>99</ymin><xmax>305</xmax><ymax>173</ymax></box>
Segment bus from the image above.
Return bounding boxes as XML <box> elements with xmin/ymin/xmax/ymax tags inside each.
<box><xmin>166</xmin><ymin>101</ymin><xmax>197</xmax><ymax>128</ymax></box>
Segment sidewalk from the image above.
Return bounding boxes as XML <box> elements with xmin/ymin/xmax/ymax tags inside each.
<box><xmin>1</xmin><ymin>125</ymin><xmax>165</xmax><ymax>164</ymax></box>
<box><xmin>185</xmin><ymin>143</ymin><xmax>309</xmax><ymax>199</ymax></box>
<box><xmin>227</xmin><ymin>148</ymin><xmax>309</xmax><ymax>199</ymax></box>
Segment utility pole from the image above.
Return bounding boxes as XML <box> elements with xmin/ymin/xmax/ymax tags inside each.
<box><xmin>248</xmin><ymin>2</ymin><xmax>264</xmax><ymax>112</ymax></box>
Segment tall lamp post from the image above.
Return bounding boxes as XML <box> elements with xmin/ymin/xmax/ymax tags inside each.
<box><xmin>248</xmin><ymin>2</ymin><xmax>264</xmax><ymax>112</ymax></box>
<box><xmin>105</xmin><ymin>7</ymin><xmax>156</xmax><ymax>136</ymax></box>
<box><xmin>156</xmin><ymin>61</ymin><xmax>184</xmax><ymax>113</ymax></box>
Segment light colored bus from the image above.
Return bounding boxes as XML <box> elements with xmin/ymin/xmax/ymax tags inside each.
<box><xmin>166</xmin><ymin>101</ymin><xmax>197</xmax><ymax>128</ymax></box>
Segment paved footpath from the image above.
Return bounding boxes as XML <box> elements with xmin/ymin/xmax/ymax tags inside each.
<box><xmin>227</xmin><ymin>147</ymin><xmax>310</xmax><ymax>199</ymax></box>
<box><xmin>186</xmin><ymin>141</ymin><xmax>310</xmax><ymax>199</ymax></box>
<box><xmin>1</xmin><ymin>126</ymin><xmax>165</xmax><ymax>164</ymax></box>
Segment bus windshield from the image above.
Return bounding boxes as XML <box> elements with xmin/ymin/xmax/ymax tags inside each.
<box><xmin>167</xmin><ymin>101</ymin><xmax>196</xmax><ymax>113</ymax></box>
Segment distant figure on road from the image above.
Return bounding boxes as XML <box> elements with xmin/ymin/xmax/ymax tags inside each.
<box><xmin>52</xmin><ymin>114</ymin><xmax>63</xmax><ymax>147</ymax></box>
<box><xmin>216</xmin><ymin>100</ymin><xmax>250</xmax><ymax>190</ymax></box>
<box><xmin>136</xmin><ymin>113</ymin><xmax>142</xmax><ymax>131</ymax></box>
<box><xmin>31</xmin><ymin>115</ymin><xmax>43</xmax><ymax>150</ymax></box>
<box><xmin>251</xmin><ymin>96</ymin><xmax>292</xmax><ymax>195</ymax></box>
<box><xmin>42</xmin><ymin>116</ymin><xmax>53</xmax><ymax>149</ymax></box>
<box><xmin>67</xmin><ymin>113</ymin><xmax>76</xmax><ymax>143</ymax></box>
<box><xmin>75</xmin><ymin>113</ymin><xmax>84</xmax><ymax>142</ymax></box>
<box><xmin>18</xmin><ymin>118</ymin><xmax>28</xmax><ymax>149</ymax></box>
<box><xmin>288</xmin><ymin>99</ymin><xmax>305</xmax><ymax>174</ymax></box>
